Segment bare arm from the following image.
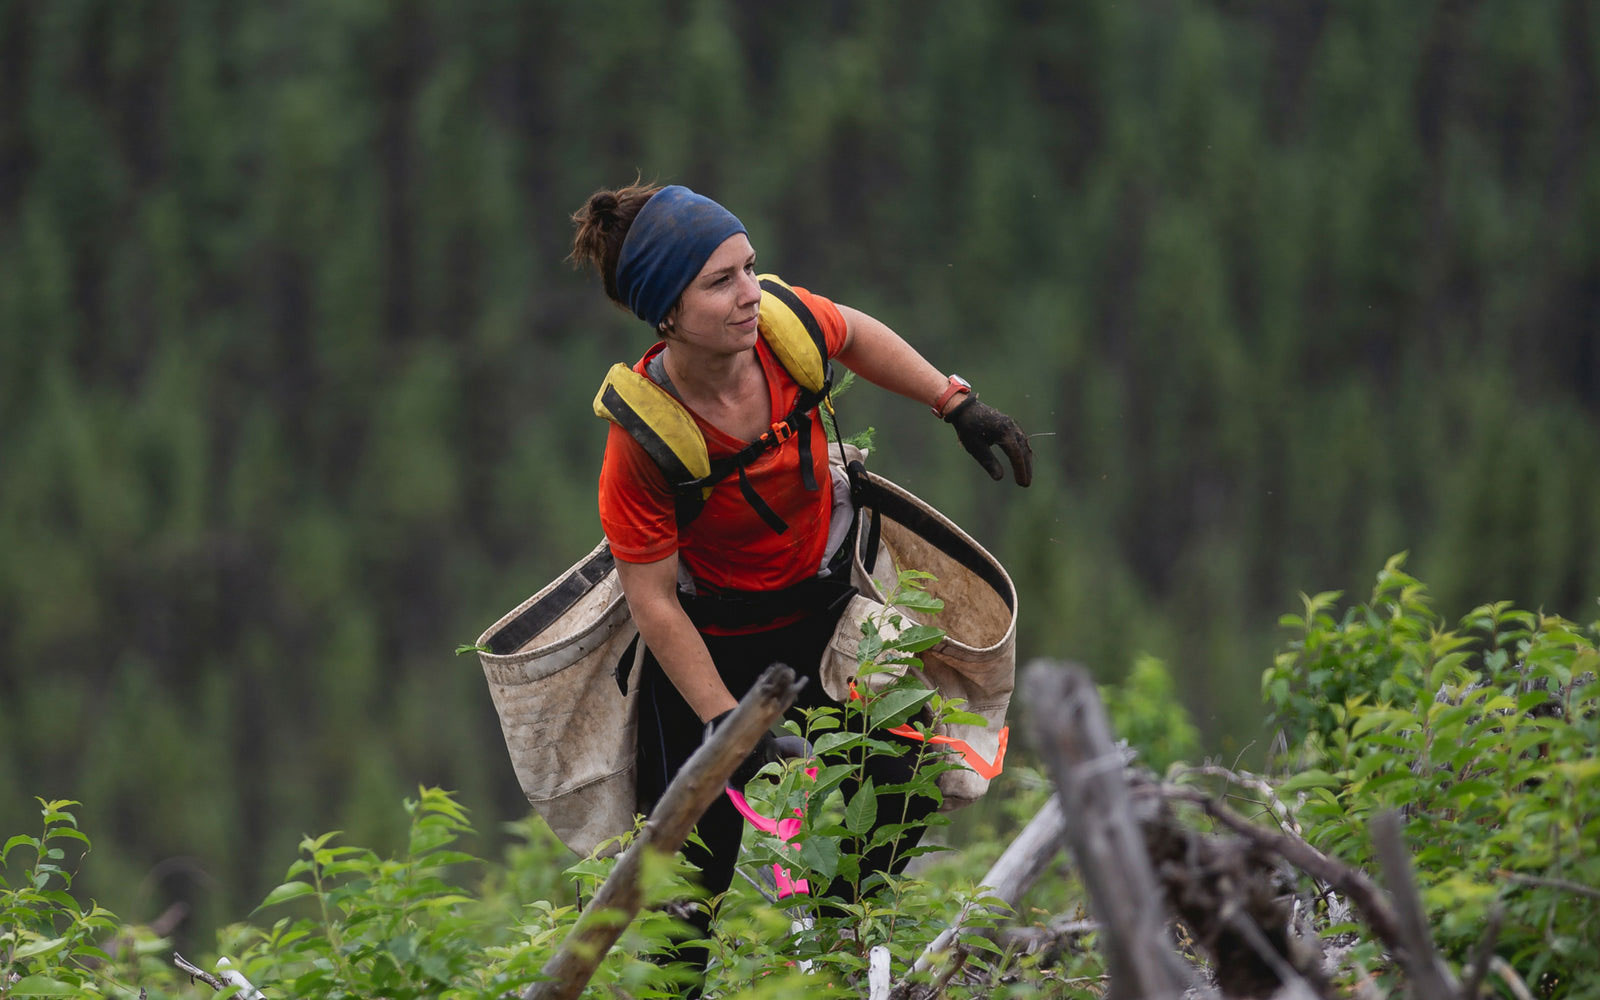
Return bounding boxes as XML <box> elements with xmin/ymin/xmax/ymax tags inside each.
<box><xmin>834</xmin><ymin>304</ymin><xmax>967</xmax><ymax>416</ymax></box>
<box><xmin>834</xmin><ymin>301</ymin><xmax>1034</xmax><ymax>485</ymax></box>
<box><xmin>613</xmin><ymin>552</ymin><xmax>738</xmax><ymax>722</ymax></box>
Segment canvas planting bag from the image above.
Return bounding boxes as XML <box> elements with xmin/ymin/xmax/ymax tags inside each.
<box><xmin>475</xmin><ymin>542</ymin><xmax>638</xmax><ymax>857</ymax></box>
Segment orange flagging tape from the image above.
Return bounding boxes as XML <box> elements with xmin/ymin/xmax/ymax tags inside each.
<box><xmin>887</xmin><ymin>724</ymin><xmax>1008</xmax><ymax>779</ymax></box>
<box><xmin>847</xmin><ymin>681</ymin><xmax>1008</xmax><ymax>779</ymax></box>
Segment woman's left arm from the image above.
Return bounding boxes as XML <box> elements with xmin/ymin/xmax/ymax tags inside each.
<box><xmin>833</xmin><ymin>304</ymin><xmax>1034</xmax><ymax>486</ymax></box>
<box><xmin>833</xmin><ymin>304</ymin><xmax>958</xmax><ymax>415</ymax></box>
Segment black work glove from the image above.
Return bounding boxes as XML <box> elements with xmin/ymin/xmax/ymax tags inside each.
<box><xmin>946</xmin><ymin>394</ymin><xmax>1034</xmax><ymax>486</ymax></box>
<box><xmin>706</xmin><ymin>709</ymin><xmax>814</xmax><ymax>788</ymax></box>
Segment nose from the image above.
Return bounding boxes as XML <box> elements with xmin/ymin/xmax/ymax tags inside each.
<box><xmin>736</xmin><ymin>269</ymin><xmax>761</xmax><ymax>308</ymax></box>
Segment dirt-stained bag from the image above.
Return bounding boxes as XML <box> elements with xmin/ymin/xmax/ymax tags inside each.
<box><xmin>821</xmin><ymin>468</ymin><xmax>1018</xmax><ymax>810</ymax></box>
<box><xmin>475</xmin><ymin>542</ymin><xmax>637</xmax><ymax>857</ymax></box>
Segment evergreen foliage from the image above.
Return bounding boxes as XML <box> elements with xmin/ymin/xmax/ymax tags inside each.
<box><xmin>2</xmin><ymin>0</ymin><xmax>1597</xmax><ymax>950</ymax></box>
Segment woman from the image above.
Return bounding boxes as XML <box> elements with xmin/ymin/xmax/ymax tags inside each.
<box><xmin>570</xmin><ymin>181</ymin><xmax>1031</xmax><ymax>977</ymax></box>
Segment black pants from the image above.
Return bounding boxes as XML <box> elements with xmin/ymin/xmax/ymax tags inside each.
<box><xmin>630</xmin><ymin>596</ymin><xmax>937</xmax><ymax>980</ymax></box>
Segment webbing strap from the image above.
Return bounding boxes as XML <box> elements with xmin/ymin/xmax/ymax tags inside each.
<box><xmin>676</xmin><ymin>371</ymin><xmax>833</xmax><ymax>532</ymax></box>
<box><xmin>796</xmin><ymin>410</ymin><xmax>816</xmax><ymax>490</ymax></box>
<box><xmin>852</xmin><ymin>474</ymin><xmax>1015</xmax><ymax>613</ymax></box>
<box><xmin>737</xmin><ymin>464</ymin><xmax>789</xmax><ymax>534</ymax></box>
<box><xmin>487</xmin><ymin>546</ymin><xmax>617</xmax><ymax>655</ymax></box>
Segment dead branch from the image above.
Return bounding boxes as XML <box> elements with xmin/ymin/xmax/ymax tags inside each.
<box><xmin>1489</xmin><ymin>957</ymin><xmax>1535</xmax><ymax>1000</ymax></box>
<box><xmin>1371</xmin><ymin>811</ymin><xmax>1460</xmax><ymax>999</ymax></box>
<box><xmin>172</xmin><ymin>953</ymin><xmax>225</xmax><ymax>992</ymax></box>
<box><xmin>868</xmin><ymin>945</ymin><xmax>891</xmax><ymax>1000</ymax></box>
<box><xmin>1163</xmin><ymin>784</ymin><xmax>1404</xmax><ymax>950</ymax></box>
<box><xmin>172</xmin><ymin>953</ymin><xmax>266</xmax><ymax>999</ymax></box>
<box><xmin>1134</xmin><ymin>779</ymin><xmax>1334</xmax><ymax>999</ymax></box>
<box><xmin>1023</xmin><ymin>661</ymin><xmax>1203</xmax><ymax>1000</ymax></box>
<box><xmin>1496</xmin><ymin>870</ymin><xmax>1600</xmax><ymax>901</ymax></box>
<box><xmin>1175</xmin><ymin>764</ymin><xmax>1304</xmax><ymax>839</ymax></box>
<box><xmin>995</xmin><ymin>915</ymin><xmax>1098</xmax><ymax>960</ymax></box>
<box><xmin>894</xmin><ymin>792</ymin><xmax>1067</xmax><ymax>999</ymax></box>
<box><xmin>522</xmin><ymin>663</ymin><xmax>805</xmax><ymax>1000</ymax></box>
<box><xmin>1459</xmin><ymin>903</ymin><xmax>1503</xmax><ymax>1000</ymax></box>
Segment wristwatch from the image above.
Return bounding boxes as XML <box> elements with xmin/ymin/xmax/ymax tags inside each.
<box><xmin>931</xmin><ymin>374</ymin><xmax>972</xmax><ymax>417</ymax></box>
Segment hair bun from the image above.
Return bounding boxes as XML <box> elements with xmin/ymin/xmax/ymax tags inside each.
<box><xmin>588</xmin><ymin>192</ymin><xmax>621</xmax><ymax>230</ymax></box>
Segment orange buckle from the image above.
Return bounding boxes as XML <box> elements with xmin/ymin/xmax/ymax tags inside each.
<box><xmin>768</xmin><ymin>420</ymin><xmax>795</xmax><ymax>444</ymax></box>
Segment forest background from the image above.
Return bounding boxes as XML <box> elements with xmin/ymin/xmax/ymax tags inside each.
<box><xmin>2</xmin><ymin>0</ymin><xmax>1597</xmax><ymax>953</ymax></box>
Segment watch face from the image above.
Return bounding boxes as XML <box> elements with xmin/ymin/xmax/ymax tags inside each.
<box><xmin>953</xmin><ymin>375</ymin><xmax>972</xmax><ymax>390</ymax></box>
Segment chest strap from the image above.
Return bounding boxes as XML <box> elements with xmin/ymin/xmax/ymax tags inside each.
<box><xmin>594</xmin><ymin>273</ymin><xmax>835</xmax><ymax>532</ymax></box>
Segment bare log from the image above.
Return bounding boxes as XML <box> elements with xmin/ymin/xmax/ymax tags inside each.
<box><xmin>522</xmin><ymin>664</ymin><xmax>805</xmax><ymax>1000</ymax></box>
<box><xmin>1371</xmin><ymin>811</ymin><xmax>1460</xmax><ymax>999</ymax></box>
<box><xmin>1023</xmin><ymin>661</ymin><xmax>1200</xmax><ymax>1000</ymax></box>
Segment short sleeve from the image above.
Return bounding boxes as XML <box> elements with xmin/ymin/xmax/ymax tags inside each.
<box><xmin>596</xmin><ymin>422</ymin><xmax>679</xmax><ymax>564</ymax></box>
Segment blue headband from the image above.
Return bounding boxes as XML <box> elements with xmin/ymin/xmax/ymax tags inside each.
<box><xmin>615</xmin><ymin>185</ymin><xmax>747</xmax><ymax>328</ymax></box>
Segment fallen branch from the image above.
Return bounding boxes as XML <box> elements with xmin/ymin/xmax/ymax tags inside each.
<box><xmin>1459</xmin><ymin>903</ymin><xmax>1503</xmax><ymax>1000</ymax></box>
<box><xmin>522</xmin><ymin>664</ymin><xmax>806</xmax><ymax>1000</ymax></box>
<box><xmin>995</xmin><ymin>915</ymin><xmax>1098</xmax><ymax>959</ymax></box>
<box><xmin>1489</xmin><ymin>957</ymin><xmax>1535</xmax><ymax>1000</ymax></box>
<box><xmin>1175</xmin><ymin>764</ymin><xmax>1304</xmax><ymax>839</ymax></box>
<box><xmin>893</xmin><ymin>792</ymin><xmax>1067</xmax><ymax>999</ymax></box>
<box><xmin>172</xmin><ymin>953</ymin><xmax>266</xmax><ymax>999</ymax></box>
<box><xmin>1162</xmin><ymin>784</ymin><xmax>1404</xmax><ymax>950</ymax></box>
<box><xmin>1371</xmin><ymin>811</ymin><xmax>1460</xmax><ymax>999</ymax></box>
<box><xmin>1496</xmin><ymin>870</ymin><xmax>1600</xmax><ymax>901</ymax></box>
<box><xmin>1023</xmin><ymin>661</ymin><xmax>1202</xmax><ymax>1000</ymax></box>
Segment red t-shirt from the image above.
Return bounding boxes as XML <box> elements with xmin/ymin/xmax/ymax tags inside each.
<box><xmin>598</xmin><ymin>285</ymin><xmax>850</xmax><ymax>595</ymax></box>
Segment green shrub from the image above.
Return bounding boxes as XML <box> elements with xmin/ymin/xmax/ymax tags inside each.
<box><xmin>1265</xmin><ymin>554</ymin><xmax>1600</xmax><ymax>997</ymax></box>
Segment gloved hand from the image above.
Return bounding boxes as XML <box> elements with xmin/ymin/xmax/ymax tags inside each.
<box><xmin>946</xmin><ymin>394</ymin><xmax>1034</xmax><ymax>486</ymax></box>
<box><xmin>706</xmin><ymin>708</ymin><xmax>814</xmax><ymax>788</ymax></box>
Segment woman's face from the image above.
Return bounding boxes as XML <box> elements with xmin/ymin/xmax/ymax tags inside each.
<box><xmin>666</xmin><ymin>233</ymin><xmax>761</xmax><ymax>355</ymax></box>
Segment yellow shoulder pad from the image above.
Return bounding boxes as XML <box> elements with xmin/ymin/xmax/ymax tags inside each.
<box><xmin>757</xmin><ymin>273</ymin><xmax>828</xmax><ymax>394</ymax></box>
<box><xmin>593</xmin><ymin>363</ymin><xmax>712</xmax><ymax>485</ymax></box>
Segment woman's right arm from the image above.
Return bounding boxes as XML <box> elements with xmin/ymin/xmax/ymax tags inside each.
<box><xmin>614</xmin><ymin>553</ymin><xmax>739</xmax><ymax>723</ymax></box>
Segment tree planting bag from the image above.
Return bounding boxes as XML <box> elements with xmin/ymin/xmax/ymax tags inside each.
<box><xmin>475</xmin><ymin>542</ymin><xmax>638</xmax><ymax>857</ymax></box>
<box><xmin>822</xmin><ymin>468</ymin><xmax>1018</xmax><ymax>810</ymax></box>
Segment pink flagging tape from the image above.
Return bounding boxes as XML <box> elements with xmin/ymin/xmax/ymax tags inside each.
<box><xmin>725</xmin><ymin>766</ymin><xmax>817</xmax><ymax>898</ymax></box>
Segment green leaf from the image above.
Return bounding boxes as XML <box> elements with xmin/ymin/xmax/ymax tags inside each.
<box><xmin>258</xmin><ymin>881</ymin><xmax>318</xmax><ymax>909</ymax></box>
<box><xmin>893</xmin><ymin>590</ymin><xmax>945</xmax><ymax>614</ymax></box>
<box><xmin>887</xmin><ymin>625</ymin><xmax>946</xmax><ymax>654</ymax></box>
<box><xmin>1516</xmin><ymin>689</ymin><xmax>1552</xmax><ymax>713</ymax></box>
<box><xmin>798</xmin><ymin>837</ymin><xmax>840</xmax><ymax>884</ymax></box>
<box><xmin>12</xmin><ymin>936</ymin><xmax>68</xmax><ymax>960</ymax></box>
<box><xmin>3</xmin><ymin>833</ymin><xmax>36</xmax><ymax>864</ymax></box>
<box><xmin>43</xmin><ymin>828</ymin><xmax>89</xmax><ymax>848</ymax></box>
<box><xmin>939</xmin><ymin>709</ymin><xmax>989</xmax><ymax>727</ymax></box>
<box><xmin>811</xmin><ymin>731</ymin><xmax>867</xmax><ymax>757</ymax></box>
<box><xmin>1279</xmin><ymin>769</ymin><xmax>1343</xmax><ymax>793</ymax></box>
<box><xmin>8</xmin><ymin>976</ymin><xmax>77</xmax><ymax>996</ymax></box>
<box><xmin>844</xmin><ymin>779</ymin><xmax>878</xmax><ymax>836</ymax></box>
<box><xmin>868</xmin><ymin>686</ymin><xmax>937</xmax><ymax>729</ymax></box>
